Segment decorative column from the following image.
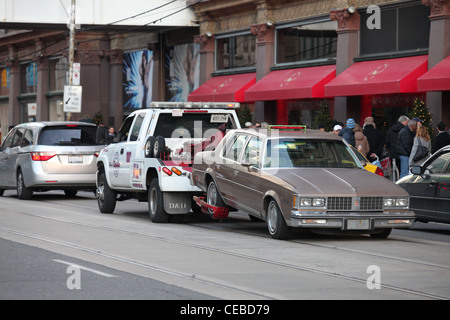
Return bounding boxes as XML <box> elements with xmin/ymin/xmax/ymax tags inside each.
<box><xmin>6</xmin><ymin>45</ymin><xmax>20</xmax><ymax>127</ymax></box>
<box><xmin>35</xmin><ymin>39</ymin><xmax>49</xmax><ymax>121</ymax></box>
<box><xmin>107</xmin><ymin>49</ymin><xmax>123</xmax><ymax>130</ymax></box>
<box><xmin>251</xmin><ymin>22</ymin><xmax>275</xmax><ymax>124</ymax></box>
<box><xmin>422</xmin><ymin>0</ymin><xmax>450</xmax><ymax>126</ymax></box>
<box><xmin>194</xmin><ymin>34</ymin><xmax>215</xmax><ymax>86</ymax></box>
<box><xmin>330</xmin><ymin>8</ymin><xmax>360</xmax><ymax>124</ymax></box>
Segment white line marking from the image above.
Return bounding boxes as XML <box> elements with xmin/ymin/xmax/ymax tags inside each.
<box><xmin>53</xmin><ymin>259</ymin><xmax>116</xmax><ymax>278</ymax></box>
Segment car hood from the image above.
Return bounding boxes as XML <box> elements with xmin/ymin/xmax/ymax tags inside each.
<box><xmin>264</xmin><ymin>168</ymin><xmax>408</xmax><ymax>197</ymax></box>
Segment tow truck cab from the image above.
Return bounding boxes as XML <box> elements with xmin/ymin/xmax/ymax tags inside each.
<box><xmin>96</xmin><ymin>101</ymin><xmax>241</xmax><ymax>221</ymax></box>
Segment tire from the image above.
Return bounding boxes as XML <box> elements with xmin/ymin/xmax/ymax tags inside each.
<box><xmin>370</xmin><ymin>228</ymin><xmax>392</xmax><ymax>239</ymax></box>
<box><xmin>266</xmin><ymin>199</ymin><xmax>290</xmax><ymax>240</ymax></box>
<box><xmin>17</xmin><ymin>169</ymin><xmax>33</xmax><ymax>200</ymax></box>
<box><xmin>206</xmin><ymin>180</ymin><xmax>225</xmax><ymax>215</ymax></box>
<box><xmin>153</xmin><ymin>136</ymin><xmax>165</xmax><ymax>158</ymax></box>
<box><xmin>97</xmin><ymin>172</ymin><xmax>116</xmax><ymax>213</ymax></box>
<box><xmin>148</xmin><ymin>178</ymin><xmax>170</xmax><ymax>223</ymax></box>
<box><xmin>144</xmin><ymin>136</ymin><xmax>156</xmax><ymax>158</ymax></box>
<box><xmin>64</xmin><ymin>189</ymin><xmax>78</xmax><ymax>197</ymax></box>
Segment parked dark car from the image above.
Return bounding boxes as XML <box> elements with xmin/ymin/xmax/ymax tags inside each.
<box><xmin>0</xmin><ymin>122</ymin><xmax>104</xmax><ymax>199</ymax></box>
<box><xmin>397</xmin><ymin>145</ymin><xmax>450</xmax><ymax>224</ymax></box>
<box><xmin>191</xmin><ymin>126</ymin><xmax>415</xmax><ymax>239</ymax></box>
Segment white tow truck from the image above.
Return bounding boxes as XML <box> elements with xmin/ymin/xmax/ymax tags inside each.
<box><xmin>95</xmin><ymin>101</ymin><xmax>241</xmax><ymax>222</ymax></box>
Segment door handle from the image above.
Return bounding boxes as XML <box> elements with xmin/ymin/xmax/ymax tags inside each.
<box><xmin>120</xmin><ymin>148</ymin><xmax>124</xmax><ymax>155</ymax></box>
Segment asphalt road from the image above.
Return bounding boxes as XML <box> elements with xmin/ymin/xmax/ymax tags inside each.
<box><xmin>0</xmin><ymin>190</ymin><xmax>449</xmax><ymax>302</ymax></box>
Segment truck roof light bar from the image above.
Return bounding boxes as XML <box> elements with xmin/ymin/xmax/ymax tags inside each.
<box><xmin>149</xmin><ymin>102</ymin><xmax>240</xmax><ymax>109</ymax></box>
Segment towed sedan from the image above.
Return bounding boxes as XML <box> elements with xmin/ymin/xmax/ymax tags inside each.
<box><xmin>192</xmin><ymin>126</ymin><xmax>415</xmax><ymax>239</ymax></box>
<box><xmin>0</xmin><ymin>122</ymin><xmax>104</xmax><ymax>199</ymax></box>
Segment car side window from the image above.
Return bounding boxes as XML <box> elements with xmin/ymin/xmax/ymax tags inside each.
<box><xmin>129</xmin><ymin>113</ymin><xmax>145</xmax><ymax>142</ymax></box>
<box><xmin>426</xmin><ymin>151</ymin><xmax>450</xmax><ymax>174</ymax></box>
<box><xmin>21</xmin><ymin>129</ymin><xmax>33</xmax><ymax>147</ymax></box>
<box><xmin>117</xmin><ymin>115</ymin><xmax>135</xmax><ymax>142</ymax></box>
<box><xmin>11</xmin><ymin>128</ymin><xmax>25</xmax><ymax>148</ymax></box>
<box><xmin>223</xmin><ymin>134</ymin><xmax>248</xmax><ymax>162</ymax></box>
<box><xmin>0</xmin><ymin>129</ymin><xmax>15</xmax><ymax>151</ymax></box>
<box><xmin>242</xmin><ymin>136</ymin><xmax>261</xmax><ymax>167</ymax></box>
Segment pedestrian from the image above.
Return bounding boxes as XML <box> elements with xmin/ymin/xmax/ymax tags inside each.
<box><xmin>396</xmin><ymin>119</ymin><xmax>417</xmax><ymax>179</ymax></box>
<box><xmin>332</xmin><ymin>124</ymin><xmax>342</xmax><ymax>135</ymax></box>
<box><xmin>386</xmin><ymin>115</ymin><xmax>409</xmax><ymax>178</ymax></box>
<box><xmin>106</xmin><ymin>127</ymin><xmax>116</xmax><ymax>143</ymax></box>
<box><xmin>363</xmin><ymin>116</ymin><xmax>385</xmax><ymax>162</ymax></box>
<box><xmin>431</xmin><ymin>121</ymin><xmax>450</xmax><ymax>153</ymax></box>
<box><xmin>339</xmin><ymin>118</ymin><xmax>356</xmax><ymax>146</ymax></box>
<box><xmin>409</xmin><ymin>124</ymin><xmax>431</xmax><ymax>167</ymax></box>
<box><xmin>353</xmin><ymin>123</ymin><xmax>370</xmax><ymax>158</ymax></box>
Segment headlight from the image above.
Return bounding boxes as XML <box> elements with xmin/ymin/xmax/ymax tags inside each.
<box><xmin>298</xmin><ymin>197</ymin><xmax>326</xmax><ymax>208</ymax></box>
<box><xmin>384</xmin><ymin>197</ymin><xmax>409</xmax><ymax>208</ymax></box>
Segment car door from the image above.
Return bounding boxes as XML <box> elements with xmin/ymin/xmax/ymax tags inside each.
<box><xmin>433</xmin><ymin>151</ymin><xmax>450</xmax><ymax>223</ymax></box>
<box><xmin>5</xmin><ymin>128</ymin><xmax>25</xmax><ymax>186</ymax></box>
<box><xmin>215</xmin><ymin>133</ymin><xmax>248</xmax><ymax>205</ymax></box>
<box><xmin>233</xmin><ymin>135</ymin><xmax>263</xmax><ymax>215</ymax></box>
<box><xmin>0</xmin><ymin>129</ymin><xmax>15</xmax><ymax>187</ymax></box>
<box><xmin>407</xmin><ymin>151</ymin><xmax>449</xmax><ymax>220</ymax></box>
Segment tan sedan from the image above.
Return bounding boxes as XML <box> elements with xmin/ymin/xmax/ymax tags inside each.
<box><xmin>192</xmin><ymin>126</ymin><xmax>415</xmax><ymax>239</ymax></box>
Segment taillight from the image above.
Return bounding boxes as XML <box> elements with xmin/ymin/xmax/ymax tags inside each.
<box><xmin>162</xmin><ymin>167</ymin><xmax>172</xmax><ymax>176</ymax></box>
<box><xmin>31</xmin><ymin>152</ymin><xmax>56</xmax><ymax>161</ymax></box>
<box><xmin>94</xmin><ymin>152</ymin><xmax>99</xmax><ymax>157</ymax></box>
<box><xmin>375</xmin><ymin>166</ymin><xmax>384</xmax><ymax>177</ymax></box>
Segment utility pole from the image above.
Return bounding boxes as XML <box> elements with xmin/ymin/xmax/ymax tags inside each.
<box><xmin>67</xmin><ymin>0</ymin><xmax>76</xmax><ymax>121</ymax></box>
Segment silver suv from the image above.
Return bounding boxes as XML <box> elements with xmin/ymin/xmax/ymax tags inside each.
<box><xmin>0</xmin><ymin>122</ymin><xmax>104</xmax><ymax>199</ymax></box>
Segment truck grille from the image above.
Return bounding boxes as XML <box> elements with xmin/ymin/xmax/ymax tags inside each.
<box><xmin>326</xmin><ymin>197</ymin><xmax>383</xmax><ymax>211</ymax></box>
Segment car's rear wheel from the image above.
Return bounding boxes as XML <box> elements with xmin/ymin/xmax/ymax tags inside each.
<box><xmin>206</xmin><ymin>180</ymin><xmax>225</xmax><ymax>215</ymax></box>
<box><xmin>370</xmin><ymin>228</ymin><xmax>392</xmax><ymax>239</ymax></box>
<box><xmin>148</xmin><ymin>178</ymin><xmax>170</xmax><ymax>223</ymax></box>
<box><xmin>266</xmin><ymin>199</ymin><xmax>290</xmax><ymax>240</ymax></box>
<box><xmin>97</xmin><ymin>172</ymin><xmax>116</xmax><ymax>213</ymax></box>
<box><xmin>64</xmin><ymin>189</ymin><xmax>78</xmax><ymax>197</ymax></box>
<box><xmin>17</xmin><ymin>169</ymin><xmax>32</xmax><ymax>200</ymax></box>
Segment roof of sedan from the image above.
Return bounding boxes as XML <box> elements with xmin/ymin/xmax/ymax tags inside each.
<box><xmin>232</xmin><ymin>127</ymin><xmax>343</xmax><ymax>140</ymax></box>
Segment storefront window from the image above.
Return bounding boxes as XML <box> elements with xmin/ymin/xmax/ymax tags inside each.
<box><xmin>216</xmin><ymin>33</ymin><xmax>256</xmax><ymax>71</ymax></box>
<box><xmin>21</xmin><ymin>62</ymin><xmax>38</xmax><ymax>94</ymax></box>
<box><xmin>49</xmin><ymin>99</ymin><xmax>65</xmax><ymax>121</ymax></box>
<box><xmin>49</xmin><ymin>57</ymin><xmax>67</xmax><ymax>92</ymax></box>
<box><xmin>360</xmin><ymin>3</ymin><xmax>430</xmax><ymax>56</ymax></box>
<box><xmin>276</xmin><ymin>20</ymin><xmax>337</xmax><ymax>65</ymax></box>
<box><xmin>0</xmin><ymin>66</ymin><xmax>9</xmax><ymax>96</ymax></box>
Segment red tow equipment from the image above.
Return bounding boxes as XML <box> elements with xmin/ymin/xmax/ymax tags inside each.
<box><xmin>193</xmin><ymin>196</ymin><xmax>229</xmax><ymax>219</ymax></box>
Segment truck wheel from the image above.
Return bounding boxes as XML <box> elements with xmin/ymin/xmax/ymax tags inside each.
<box><xmin>206</xmin><ymin>180</ymin><xmax>225</xmax><ymax>215</ymax></box>
<box><xmin>266</xmin><ymin>199</ymin><xmax>290</xmax><ymax>240</ymax></box>
<box><xmin>148</xmin><ymin>178</ymin><xmax>170</xmax><ymax>223</ymax></box>
<box><xmin>144</xmin><ymin>136</ymin><xmax>156</xmax><ymax>158</ymax></box>
<box><xmin>153</xmin><ymin>136</ymin><xmax>165</xmax><ymax>159</ymax></box>
<box><xmin>97</xmin><ymin>172</ymin><xmax>116</xmax><ymax>213</ymax></box>
<box><xmin>17</xmin><ymin>169</ymin><xmax>33</xmax><ymax>200</ymax></box>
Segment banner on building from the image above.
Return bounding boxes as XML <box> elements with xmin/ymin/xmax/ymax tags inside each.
<box><xmin>123</xmin><ymin>50</ymin><xmax>153</xmax><ymax>109</ymax></box>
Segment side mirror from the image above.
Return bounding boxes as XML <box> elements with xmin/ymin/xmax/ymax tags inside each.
<box><xmin>410</xmin><ymin>166</ymin><xmax>423</xmax><ymax>175</ymax></box>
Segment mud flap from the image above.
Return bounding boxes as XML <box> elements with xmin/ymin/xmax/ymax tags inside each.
<box><xmin>164</xmin><ymin>192</ymin><xmax>192</xmax><ymax>214</ymax></box>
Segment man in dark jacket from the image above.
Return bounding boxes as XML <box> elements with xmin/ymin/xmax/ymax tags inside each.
<box><xmin>339</xmin><ymin>118</ymin><xmax>356</xmax><ymax>147</ymax></box>
<box><xmin>396</xmin><ymin>119</ymin><xmax>417</xmax><ymax>179</ymax></box>
<box><xmin>363</xmin><ymin>117</ymin><xmax>385</xmax><ymax>162</ymax></box>
<box><xmin>432</xmin><ymin>121</ymin><xmax>450</xmax><ymax>154</ymax></box>
<box><xmin>386</xmin><ymin>115</ymin><xmax>409</xmax><ymax>179</ymax></box>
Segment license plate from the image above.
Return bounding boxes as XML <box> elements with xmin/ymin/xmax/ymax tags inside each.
<box><xmin>68</xmin><ymin>155</ymin><xmax>83</xmax><ymax>164</ymax></box>
<box><xmin>211</xmin><ymin>114</ymin><xmax>228</xmax><ymax>123</ymax></box>
<box><xmin>346</xmin><ymin>219</ymin><xmax>370</xmax><ymax>230</ymax></box>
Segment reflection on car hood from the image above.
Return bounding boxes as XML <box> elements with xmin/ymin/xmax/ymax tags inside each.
<box><xmin>264</xmin><ymin>168</ymin><xmax>408</xmax><ymax>196</ymax></box>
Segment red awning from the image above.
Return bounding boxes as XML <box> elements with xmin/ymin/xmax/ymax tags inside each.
<box><xmin>324</xmin><ymin>55</ymin><xmax>428</xmax><ymax>97</ymax></box>
<box><xmin>244</xmin><ymin>65</ymin><xmax>336</xmax><ymax>101</ymax></box>
<box><xmin>417</xmin><ymin>55</ymin><xmax>450</xmax><ymax>92</ymax></box>
<box><xmin>188</xmin><ymin>73</ymin><xmax>256</xmax><ymax>102</ymax></box>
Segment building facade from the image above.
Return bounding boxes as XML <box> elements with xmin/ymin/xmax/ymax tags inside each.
<box><xmin>188</xmin><ymin>0</ymin><xmax>450</xmax><ymax>133</ymax></box>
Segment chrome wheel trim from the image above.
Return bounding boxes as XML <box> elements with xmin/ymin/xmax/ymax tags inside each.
<box><xmin>267</xmin><ymin>201</ymin><xmax>277</xmax><ymax>235</ymax></box>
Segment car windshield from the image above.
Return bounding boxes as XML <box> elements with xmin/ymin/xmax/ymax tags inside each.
<box><xmin>38</xmin><ymin>125</ymin><xmax>98</xmax><ymax>146</ymax></box>
<box><xmin>264</xmin><ymin>138</ymin><xmax>360</xmax><ymax>168</ymax></box>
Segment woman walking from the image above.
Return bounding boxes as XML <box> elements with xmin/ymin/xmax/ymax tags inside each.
<box><xmin>409</xmin><ymin>125</ymin><xmax>431</xmax><ymax>168</ymax></box>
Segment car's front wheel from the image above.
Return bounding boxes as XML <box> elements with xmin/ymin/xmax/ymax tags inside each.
<box><xmin>266</xmin><ymin>199</ymin><xmax>290</xmax><ymax>240</ymax></box>
<box><xmin>148</xmin><ymin>178</ymin><xmax>170</xmax><ymax>223</ymax></box>
<box><xmin>97</xmin><ymin>172</ymin><xmax>116</xmax><ymax>213</ymax></box>
<box><xmin>17</xmin><ymin>169</ymin><xmax>32</xmax><ymax>200</ymax></box>
<box><xmin>370</xmin><ymin>228</ymin><xmax>392</xmax><ymax>239</ymax></box>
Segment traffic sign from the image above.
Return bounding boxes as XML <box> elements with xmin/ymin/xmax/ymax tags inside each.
<box><xmin>73</xmin><ymin>62</ymin><xmax>80</xmax><ymax>86</ymax></box>
<box><xmin>63</xmin><ymin>85</ymin><xmax>82</xmax><ymax>113</ymax></box>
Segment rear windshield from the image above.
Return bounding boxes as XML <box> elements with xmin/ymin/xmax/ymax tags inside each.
<box><xmin>38</xmin><ymin>125</ymin><xmax>98</xmax><ymax>146</ymax></box>
<box><xmin>153</xmin><ymin>113</ymin><xmax>237</xmax><ymax>139</ymax></box>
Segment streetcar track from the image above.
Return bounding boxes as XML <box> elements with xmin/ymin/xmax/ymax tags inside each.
<box><xmin>0</xmin><ymin>206</ymin><xmax>448</xmax><ymax>300</ymax></box>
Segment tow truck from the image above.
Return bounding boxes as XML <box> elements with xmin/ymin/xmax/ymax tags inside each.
<box><xmin>95</xmin><ymin>101</ymin><xmax>241</xmax><ymax>222</ymax></box>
